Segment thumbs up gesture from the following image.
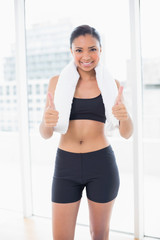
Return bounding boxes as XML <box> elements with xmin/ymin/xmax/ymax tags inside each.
<box><xmin>112</xmin><ymin>86</ymin><xmax>129</xmax><ymax>121</ymax></box>
<box><xmin>43</xmin><ymin>92</ymin><xmax>59</xmax><ymax>127</ymax></box>
<box><xmin>47</xmin><ymin>92</ymin><xmax>56</xmax><ymax>110</ymax></box>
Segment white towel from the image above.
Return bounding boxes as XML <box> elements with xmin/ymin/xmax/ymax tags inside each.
<box><xmin>53</xmin><ymin>60</ymin><xmax>119</xmax><ymax>135</ymax></box>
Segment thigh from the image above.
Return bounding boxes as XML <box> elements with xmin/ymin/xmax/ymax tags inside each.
<box><xmin>52</xmin><ymin>148</ymin><xmax>85</xmax><ymax>203</ymax></box>
<box><xmin>87</xmin><ymin>198</ymin><xmax>116</xmax><ymax>237</ymax></box>
<box><xmin>52</xmin><ymin>177</ymin><xmax>84</xmax><ymax>203</ymax></box>
<box><xmin>85</xmin><ymin>145</ymin><xmax>120</xmax><ymax>203</ymax></box>
<box><xmin>52</xmin><ymin>199</ymin><xmax>81</xmax><ymax>240</ymax></box>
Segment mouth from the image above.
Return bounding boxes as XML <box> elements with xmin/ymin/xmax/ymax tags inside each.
<box><xmin>80</xmin><ymin>61</ymin><xmax>94</xmax><ymax>67</ymax></box>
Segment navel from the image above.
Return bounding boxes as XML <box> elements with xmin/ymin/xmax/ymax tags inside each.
<box><xmin>79</xmin><ymin>140</ymin><xmax>83</xmax><ymax>145</ymax></box>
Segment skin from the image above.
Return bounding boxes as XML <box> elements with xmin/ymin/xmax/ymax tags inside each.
<box><xmin>39</xmin><ymin>33</ymin><xmax>133</xmax><ymax>240</ymax></box>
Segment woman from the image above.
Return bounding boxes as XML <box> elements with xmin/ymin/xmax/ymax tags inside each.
<box><xmin>39</xmin><ymin>25</ymin><xmax>133</xmax><ymax>240</ymax></box>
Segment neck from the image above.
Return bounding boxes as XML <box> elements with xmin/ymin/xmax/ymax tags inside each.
<box><xmin>77</xmin><ymin>67</ymin><xmax>96</xmax><ymax>81</ymax></box>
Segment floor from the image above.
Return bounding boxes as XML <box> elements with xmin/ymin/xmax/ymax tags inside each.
<box><xmin>0</xmin><ymin>209</ymin><xmax>137</xmax><ymax>240</ymax></box>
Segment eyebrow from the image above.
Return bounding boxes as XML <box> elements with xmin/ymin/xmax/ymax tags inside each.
<box><xmin>75</xmin><ymin>46</ymin><xmax>96</xmax><ymax>49</ymax></box>
<box><xmin>88</xmin><ymin>46</ymin><xmax>96</xmax><ymax>48</ymax></box>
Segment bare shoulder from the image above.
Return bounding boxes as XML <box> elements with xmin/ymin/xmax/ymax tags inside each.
<box><xmin>115</xmin><ymin>79</ymin><xmax>121</xmax><ymax>90</ymax></box>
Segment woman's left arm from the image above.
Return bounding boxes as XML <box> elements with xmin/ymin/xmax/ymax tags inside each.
<box><xmin>112</xmin><ymin>80</ymin><xmax>134</xmax><ymax>139</ymax></box>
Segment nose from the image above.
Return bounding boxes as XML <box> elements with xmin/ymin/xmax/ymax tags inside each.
<box><xmin>82</xmin><ymin>51</ymin><xmax>91</xmax><ymax>61</ymax></box>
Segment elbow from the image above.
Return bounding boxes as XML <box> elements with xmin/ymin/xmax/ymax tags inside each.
<box><xmin>40</xmin><ymin>132</ymin><xmax>53</xmax><ymax>140</ymax></box>
<box><xmin>119</xmin><ymin>119</ymin><xmax>134</xmax><ymax>139</ymax></box>
<box><xmin>123</xmin><ymin>134</ymin><xmax>131</xmax><ymax>139</ymax></box>
<box><xmin>120</xmin><ymin>133</ymin><xmax>131</xmax><ymax>139</ymax></box>
<box><xmin>120</xmin><ymin>129</ymin><xmax>133</xmax><ymax>139</ymax></box>
<box><xmin>39</xmin><ymin>124</ymin><xmax>53</xmax><ymax>139</ymax></box>
<box><xmin>42</xmin><ymin>135</ymin><xmax>53</xmax><ymax>140</ymax></box>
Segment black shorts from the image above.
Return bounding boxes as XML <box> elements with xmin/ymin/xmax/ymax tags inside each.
<box><xmin>51</xmin><ymin>145</ymin><xmax>120</xmax><ymax>204</ymax></box>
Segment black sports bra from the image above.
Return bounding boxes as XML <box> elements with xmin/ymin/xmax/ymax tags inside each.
<box><xmin>69</xmin><ymin>93</ymin><xmax>106</xmax><ymax>123</ymax></box>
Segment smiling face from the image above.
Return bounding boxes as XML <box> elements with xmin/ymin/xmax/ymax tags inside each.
<box><xmin>70</xmin><ymin>34</ymin><xmax>102</xmax><ymax>72</ymax></box>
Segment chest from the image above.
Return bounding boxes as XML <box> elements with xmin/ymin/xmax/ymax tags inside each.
<box><xmin>73</xmin><ymin>79</ymin><xmax>100</xmax><ymax>98</ymax></box>
<box><xmin>69</xmin><ymin>93</ymin><xmax>106</xmax><ymax>123</ymax></box>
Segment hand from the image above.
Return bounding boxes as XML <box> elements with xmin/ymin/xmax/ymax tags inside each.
<box><xmin>43</xmin><ymin>92</ymin><xmax>59</xmax><ymax>127</ymax></box>
<box><xmin>112</xmin><ymin>86</ymin><xmax>129</xmax><ymax>121</ymax></box>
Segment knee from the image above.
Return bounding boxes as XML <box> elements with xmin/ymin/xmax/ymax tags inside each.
<box><xmin>53</xmin><ymin>235</ymin><xmax>72</xmax><ymax>240</ymax></box>
<box><xmin>90</xmin><ymin>228</ymin><xmax>110</xmax><ymax>240</ymax></box>
<box><xmin>53</xmin><ymin>232</ymin><xmax>74</xmax><ymax>240</ymax></box>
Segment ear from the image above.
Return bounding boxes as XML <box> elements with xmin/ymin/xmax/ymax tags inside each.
<box><xmin>70</xmin><ymin>48</ymin><xmax>73</xmax><ymax>55</ymax></box>
<box><xmin>100</xmin><ymin>47</ymin><xmax>102</xmax><ymax>53</ymax></box>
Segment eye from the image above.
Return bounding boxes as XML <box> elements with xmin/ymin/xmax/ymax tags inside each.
<box><xmin>90</xmin><ymin>48</ymin><xmax>97</xmax><ymax>51</ymax></box>
<box><xmin>75</xmin><ymin>49</ymin><xmax>82</xmax><ymax>52</ymax></box>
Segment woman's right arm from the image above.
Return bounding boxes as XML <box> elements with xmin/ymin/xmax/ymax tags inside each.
<box><xmin>39</xmin><ymin>75</ymin><xmax>59</xmax><ymax>139</ymax></box>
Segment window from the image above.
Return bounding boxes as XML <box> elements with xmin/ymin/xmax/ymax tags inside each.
<box><xmin>35</xmin><ymin>84</ymin><xmax>40</xmax><ymax>94</ymax></box>
<box><xmin>25</xmin><ymin>0</ymin><xmax>133</xmax><ymax>234</ymax></box>
<box><xmin>0</xmin><ymin>0</ymin><xmax>22</xmax><ymax>212</ymax></box>
<box><xmin>0</xmin><ymin>86</ymin><xmax>3</xmax><ymax>95</ymax></box>
<box><xmin>13</xmin><ymin>85</ymin><xmax>16</xmax><ymax>95</ymax></box>
<box><xmin>141</xmin><ymin>0</ymin><xmax>160</xmax><ymax>238</ymax></box>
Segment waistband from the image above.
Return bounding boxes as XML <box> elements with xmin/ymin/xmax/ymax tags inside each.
<box><xmin>57</xmin><ymin>145</ymin><xmax>113</xmax><ymax>156</ymax></box>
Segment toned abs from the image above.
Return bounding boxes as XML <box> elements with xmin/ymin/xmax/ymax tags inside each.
<box><xmin>52</xmin><ymin>76</ymin><xmax>110</xmax><ymax>153</ymax></box>
<box><xmin>58</xmin><ymin>119</ymin><xmax>110</xmax><ymax>153</ymax></box>
<box><xmin>49</xmin><ymin>76</ymin><xmax>110</xmax><ymax>153</ymax></box>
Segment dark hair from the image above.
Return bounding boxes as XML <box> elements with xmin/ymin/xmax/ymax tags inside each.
<box><xmin>70</xmin><ymin>25</ymin><xmax>101</xmax><ymax>48</ymax></box>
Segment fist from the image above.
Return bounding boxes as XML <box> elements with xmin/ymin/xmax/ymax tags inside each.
<box><xmin>43</xmin><ymin>92</ymin><xmax>59</xmax><ymax>127</ymax></box>
<box><xmin>112</xmin><ymin>86</ymin><xmax>129</xmax><ymax>121</ymax></box>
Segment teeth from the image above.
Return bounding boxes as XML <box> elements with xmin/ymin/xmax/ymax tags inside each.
<box><xmin>82</xmin><ymin>62</ymin><xmax>92</xmax><ymax>66</ymax></box>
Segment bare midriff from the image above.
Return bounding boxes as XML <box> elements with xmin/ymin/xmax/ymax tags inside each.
<box><xmin>58</xmin><ymin>119</ymin><xmax>110</xmax><ymax>153</ymax></box>
<box><xmin>55</xmin><ymin>76</ymin><xmax>110</xmax><ymax>153</ymax></box>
